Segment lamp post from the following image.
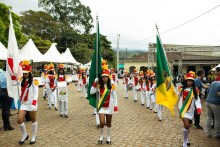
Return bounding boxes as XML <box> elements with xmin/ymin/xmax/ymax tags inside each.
<box><xmin>117</xmin><ymin>33</ymin><xmax>120</xmax><ymax>75</ymax></box>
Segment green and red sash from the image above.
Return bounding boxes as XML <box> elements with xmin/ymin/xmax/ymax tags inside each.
<box><xmin>180</xmin><ymin>88</ymin><xmax>193</xmax><ymax>119</ymax></box>
<box><xmin>97</xmin><ymin>87</ymin><xmax>110</xmax><ymax>112</ymax></box>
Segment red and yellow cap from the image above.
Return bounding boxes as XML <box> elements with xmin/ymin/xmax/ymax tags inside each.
<box><xmin>49</xmin><ymin>63</ymin><xmax>54</xmax><ymax>70</ymax></box>
<box><xmin>185</xmin><ymin>73</ymin><xmax>195</xmax><ymax>80</ymax></box>
<box><xmin>58</xmin><ymin>64</ymin><xmax>64</xmax><ymax>69</ymax></box>
<box><xmin>22</xmin><ymin>60</ymin><xmax>32</xmax><ymax>73</ymax></box>
<box><xmin>102</xmin><ymin>65</ymin><xmax>110</xmax><ymax>77</ymax></box>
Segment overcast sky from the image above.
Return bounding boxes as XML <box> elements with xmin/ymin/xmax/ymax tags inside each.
<box><xmin>2</xmin><ymin>0</ymin><xmax>220</xmax><ymax>50</ymax></box>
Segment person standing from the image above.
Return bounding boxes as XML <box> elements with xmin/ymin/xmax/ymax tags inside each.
<box><xmin>194</xmin><ymin>69</ymin><xmax>209</xmax><ymax>129</ymax></box>
<box><xmin>178</xmin><ymin>72</ymin><xmax>201</xmax><ymax>147</ymax></box>
<box><xmin>57</xmin><ymin>64</ymin><xmax>68</xmax><ymax>118</ymax></box>
<box><xmin>205</xmin><ymin>67</ymin><xmax>220</xmax><ymax>139</ymax></box>
<box><xmin>17</xmin><ymin>60</ymin><xmax>39</xmax><ymax>144</ymax></box>
<box><xmin>131</xmin><ymin>69</ymin><xmax>139</xmax><ymax>102</ymax></box>
<box><xmin>81</xmin><ymin>69</ymin><xmax>88</xmax><ymax>98</ymax></box>
<box><xmin>123</xmin><ymin>72</ymin><xmax>130</xmax><ymax>99</ymax></box>
<box><xmin>90</xmin><ymin>65</ymin><xmax>118</xmax><ymax>144</ymax></box>
<box><xmin>41</xmin><ymin>64</ymin><xmax>48</xmax><ymax>100</ymax></box>
<box><xmin>0</xmin><ymin>63</ymin><xmax>14</xmax><ymax>131</ymax></box>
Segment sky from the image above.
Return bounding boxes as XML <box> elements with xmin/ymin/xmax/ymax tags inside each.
<box><xmin>1</xmin><ymin>0</ymin><xmax>220</xmax><ymax>50</ymax></box>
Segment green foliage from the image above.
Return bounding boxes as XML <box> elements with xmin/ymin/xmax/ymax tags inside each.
<box><xmin>29</xmin><ymin>35</ymin><xmax>52</xmax><ymax>54</ymax></box>
<box><xmin>70</xmin><ymin>43</ymin><xmax>93</xmax><ymax>64</ymax></box>
<box><xmin>0</xmin><ymin>3</ymin><xmax>27</xmax><ymax>48</ymax></box>
<box><xmin>38</xmin><ymin>0</ymin><xmax>93</xmax><ymax>33</ymax></box>
<box><xmin>20</xmin><ymin>10</ymin><xmax>61</xmax><ymax>41</ymax></box>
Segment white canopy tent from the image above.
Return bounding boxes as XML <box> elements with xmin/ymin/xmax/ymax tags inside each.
<box><xmin>20</xmin><ymin>38</ymin><xmax>47</xmax><ymax>62</ymax></box>
<box><xmin>43</xmin><ymin>43</ymin><xmax>63</xmax><ymax>63</ymax></box>
<box><xmin>62</xmin><ymin>48</ymin><xmax>81</xmax><ymax>65</ymax></box>
<box><xmin>0</xmin><ymin>42</ymin><xmax>7</xmax><ymax>60</ymax></box>
<box><xmin>211</xmin><ymin>64</ymin><xmax>220</xmax><ymax>71</ymax></box>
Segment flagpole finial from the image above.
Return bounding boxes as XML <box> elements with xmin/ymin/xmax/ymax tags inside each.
<box><xmin>96</xmin><ymin>15</ymin><xmax>98</xmax><ymax>20</ymax></box>
<box><xmin>155</xmin><ymin>23</ymin><xmax>158</xmax><ymax>31</ymax></box>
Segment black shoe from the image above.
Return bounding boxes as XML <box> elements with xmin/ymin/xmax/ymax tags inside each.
<box><xmin>106</xmin><ymin>141</ymin><xmax>111</xmax><ymax>144</ymax></box>
<box><xmin>134</xmin><ymin>100</ymin><xmax>138</xmax><ymax>102</ymax></box>
<box><xmin>142</xmin><ymin>104</ymin><xmax>144</xmax><ymax>106</ymax></box>
<box><xmin>30</xmin><ymin>138</ymin><xmax>36</xmax><ymax>144</ymax></box>
<box><xmin>60</xmin><ymin>114</ymin><xmax>63</xmax><ymax>117</ymax></box>
<box><xmin>4</xmin><ymin>126</ymin><xmax>15</xmax><ymax>131</ymax></box>
<box><xmin>194</xmin><ymin>124</ymin><xmax>203</xmax><ymax>130</ymax></box>
<box><xmin>64</xmin><ymin>115</ymin><xmax>68</xmax><ymax>118</ymax></box>
<box><xmin>19</xmin><ymin>135</ymin><xmax>29</xmax><ymax>145</ymax></box>
<box><xmin>211</xmin><ymin>125</ymin><xmax>214</xmax><ymax>129</ymax></box>
<box><xmin>147</xmin><ymin>107</ymin><xmax>150</xmax><ymax>109</ymax></box>
<box><xmin>55</xmin><ymin>107</ymin><xmax>58</xmax><ymax>111</ymax></box>
<box><xmin>97</xmin><ymin>125</ymin><xmax>100</xmax><ymax>129</ymax></box>
<box><xmin>187</xmin><ymin>142</ymin><xmax>190</xmax><ymax>146</ymax></box>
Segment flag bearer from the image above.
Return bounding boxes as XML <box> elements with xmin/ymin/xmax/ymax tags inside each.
<box><xmin>57</xmin><ymin>64</ymin><xmax>68</xmax><ymax>118</ymax></box>
<box><xmin>90</xmin><ymin>65</ymin><xmax>118</xmax><ymax>145</ymax></box>
<box><xmin>178</xmin><ymin>73</ymin><xmax>201</xmax><ymax>147</ymax></box>
<box><xmin>17</xmin><ymin>60</ymin><xmax>39</xmax><ymax>145</ymax></box>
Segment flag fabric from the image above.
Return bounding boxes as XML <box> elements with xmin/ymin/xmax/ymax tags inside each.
<box><xmin>87</xmin><ymin>19</ymin><xmax>102</xmax><ymax>108</ymax></box>
<box><xmin>6</xmin><ymin>10</ymin><xmax>22</xmax><ymax>109</ymax></box>
<box><xmin>156</xmin><ymin>35</ymin><xmax>178</xmax><ymax>114</ymax></box>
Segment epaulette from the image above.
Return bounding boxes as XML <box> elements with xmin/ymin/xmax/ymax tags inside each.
<box><xmin>34</xmin><ymin>79</ymin><xmax>39</xmax><ymax>86</ymax></box>
<box><xmin>109</xmin><ymin>75</ymin><xmax>112</xmax><ymax>80</ymax></box>
<box><xmin>112</xmin><ymin>84</ymin><xmax>116</xmax><ymax>90</ymax></box>
<box><xmin>19</xmin><ymin>77</ymin><xmax>23</xmax><ymax>82</ymax></box>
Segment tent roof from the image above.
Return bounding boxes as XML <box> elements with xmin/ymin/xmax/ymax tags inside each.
<box><xmin>20</xmin><ymin>38</ymin><xmax>47</xmax><ymax>62</ymax></box>
<box><xmin>0</xmin><ymin>42</ymin><xmax>7</xmax><ymax>60</ymax></box>
<box><xmin>62</xmin><ymin>48</ymin><xmax>81</xmax><ymax>65</ymax></box>
<box><xmin>43</xmin><ymin>43</ymin><xmax>62</xmax><ymax>63</ymax></box>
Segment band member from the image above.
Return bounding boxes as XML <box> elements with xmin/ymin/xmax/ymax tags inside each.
<box><xmin>149</xmin><ymin>71</ymin><xmax>157</xmax><ymax>112</ymax></box>
<box><xmin>57</xmin><ymin>64</ymin><xmax>68</xmax><ymax>118</ymax></box>
<box><xmin>90</xmin><ymin>65</ymin><xmax>118</xmax><ymax>144</ymax></box>
<box><xmin>110</xmin><ymin>68</ymin><xmax>118</xmax><ymax>85</ymax></box>
<box><xmin>41</xmin><ymin>64</ymin><xmax>48</xmax><ymax>100</ymax></box>
<box><xmin>131</xmin><ymin>68</ymin><xmax>140</xmax><ymax>102</ymax></box>
<box><xmin>77</xmin><ymin>68</ymin><xmax>82</xmax><ymax>92</ymax></box>
<box><xmin>123</xmin><ymin>72</ymin><xmax>130</xmax><ymax>99</ymax></box>
<box><xmin>46</xmin><ymin>63</ymin><xmax>58</xmax><ymax>110</ymax></box>
<box><xmin>81</xmin><ymin>69</ymin><xmax>88</xmax><ymax>98</ymax></box>
<box><xmin>139</xmin><ymin>71</ymin><xmax>146</xmax><ymax>105</ymax></box>
<box><xmin>17</xmin><ymin>60</ymin><xmax>39</xmax><ymax>145</ymax></box>
<box><xmin>145</xmin><ymin>70</ymin><xmax>151</xmax><ymax>109</ymax></box>
<box><xmin>178</xmin><ymin>73</ymin><xmax>201</xmax><ymax>147</ymax></box>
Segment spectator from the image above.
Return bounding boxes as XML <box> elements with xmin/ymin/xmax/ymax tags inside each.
<box><xmin>205</xmin><ymin>66</ymin><xmax>220</xmax><ymax>139</ymax></box>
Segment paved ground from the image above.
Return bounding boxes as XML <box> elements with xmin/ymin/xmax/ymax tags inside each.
<box><xmin>0</xmin><ymin>79</ymin><xmax>220</xmax><ymax>147</ymax></box>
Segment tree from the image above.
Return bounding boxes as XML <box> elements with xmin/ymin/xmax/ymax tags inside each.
<box><xmin>0</xmin><ymin>3</ymin><xmax>27</xmax><ymax>48</ymax></box>
<box><xmin>38</xmin><ymin>0</ymin><xmax>93</xmax><ymax>33</ymax></box>
<box><xmin>20</xmin><ymin>10</ymin><xmax>61</xmax><ymax>42</ymax></box>
<box><xmin>70</xmin><ymin>43</ymin><xmax>93</xmax><ymax>64</ymax></box>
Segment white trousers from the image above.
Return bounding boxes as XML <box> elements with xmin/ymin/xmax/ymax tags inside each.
<box><xmin>124</xmin><ymin>84</ymin><xmax>128</xmax><ymax>97</ymax></box>
<box><xmin>133</xmin><ymin>87</ymin><xmax>138</xmax><ymax>101</ymax></box>
<box><xmin>141</xmin><ymin>91</ymin><xmax>146</xmax><ymax>104</ymax></box>
<box><xmin>157</xmin><ymin>105</ymin><xmax>163</xmax><ymax>119</ymax></box>
<box><xmin>81</xmin><ymin>85</ymin><xmax>87</xmax><ymax>98</ymax></box>
<box><xmin>59</xmin><ymin>100</ymin><xmax>68</xmax><ymax>115</ymax></box>
<box><xmin>146</xmin><ymin>91</ymin><xmax>150</xmax><ymax>107</ymax></box>
<box><xmin>48</xmin><ymin>89</ymin><xmax>57</xmax><ymax>108</ymax></box>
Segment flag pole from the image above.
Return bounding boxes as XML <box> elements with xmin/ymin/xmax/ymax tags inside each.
<box><xmin>96</xmin><ymin>16</ymin><xmax>99</xmax><ymax>112</ymax></box>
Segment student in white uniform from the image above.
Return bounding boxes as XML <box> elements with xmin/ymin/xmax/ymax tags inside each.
<box><xmin>90</xmin><ymin>65</ymin><xmax>118</xmax><ymax>144</ymax></box>
<box><xmin>178</xmin><ymin>73</ymin><xmax>201</xmax><ymax>147</ymax></box>
<box><xmin>17</xmin><ymin>60</ymin><xmax>39</xmax><ymax>145</ymax></box>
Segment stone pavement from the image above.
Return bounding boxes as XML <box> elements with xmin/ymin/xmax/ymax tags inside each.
<box><xmin>0</xmin><ymin>79</ymin><xmax>219</xmax><ymax>147</ymax></box>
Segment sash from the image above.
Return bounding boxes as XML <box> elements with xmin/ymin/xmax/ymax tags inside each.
<box><xmin>179</xmin><ymin>88</ymin><xmax>193</xmax><ymax>119</ymax></box>
<box><xmin>97</xmin><ymin>87</ymin><xmax>110</xmax><ymax>112</ymax></box>
<box><xmin>20</xmin><ymin>87</ymin><xmax>29</xmax><ymax>105</ymax></box>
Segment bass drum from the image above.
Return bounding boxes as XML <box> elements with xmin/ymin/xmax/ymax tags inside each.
<box><xmin>127</xmin><ymin>84</ymin><xmax>133</xmax><ymax>91</ymax></box>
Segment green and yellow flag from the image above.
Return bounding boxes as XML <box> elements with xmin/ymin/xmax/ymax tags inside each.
<box><xmin>87</xmin><ymin>19</ymin><xmax>102</xmax><ymax>108</ymax></box>
<box><xmin>156</xmin><ymin>35</ymin><xmax>178</xmax><ymax>114</ymax></box>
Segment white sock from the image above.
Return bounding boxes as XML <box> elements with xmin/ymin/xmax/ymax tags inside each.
<box><xmin>31</xmin><ymin>122</ymin><xmax>38</xmax><ymax>142</ymax></box>
<box><xmin>99</xmin><ymin>128</ymin><xmax>104</xmax><ymax>140</ymax></box>
<box><xmin>107</xmin><ymin>127</ymin><xmax>111</xmax><ymax>141</ymax></box>
<box><xmin>19</xmin><ymin>122</ymin><xmax>27</xmax><ymax>141</ymax></box>
<box><xmin>183</xmin><ymin>128</ymin><xmax>189</xmax><ymax>147</ymax></box>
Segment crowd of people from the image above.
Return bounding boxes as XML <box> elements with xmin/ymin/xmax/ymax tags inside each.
<box><xmin>1</xmin><ymin>59</ymin><xmax>220</xmax><ymax>145</ymax></box>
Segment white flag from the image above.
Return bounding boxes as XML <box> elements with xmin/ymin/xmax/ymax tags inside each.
<box><xmin>6</xmin><ymin>10</ymin><xmax>22</xmax><ymax>109</ymax></box>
